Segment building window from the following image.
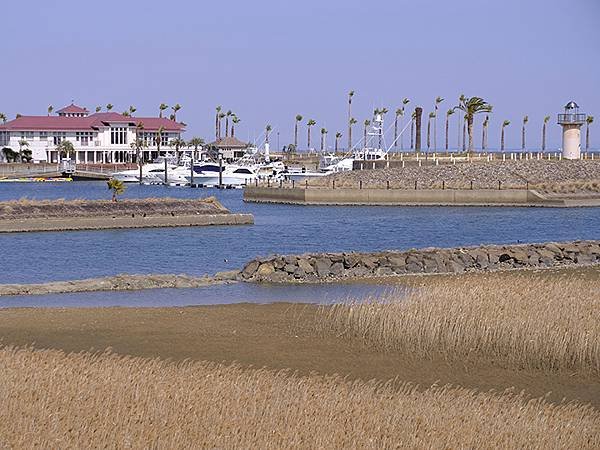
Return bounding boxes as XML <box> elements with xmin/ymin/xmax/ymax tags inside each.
<box><xmin>20</xmin><ymin>131</ymin><xmax>34</xmax><ymax>140</ymax></box>
<box><xmin>76</xmin><ymin>132</ymin><xmax>93</xmax><ymax>146</ymax></box>
<box><xmin>39</xmin><ymin>131</ymin><xmax>48</xmax><ymax>140</ymax></box>
<box><xmin>110</xmin><ymin>127</ymin><xmax>127</xmax><ymax>145</ymax></box>
<box><xmin>0</xmin><ymin>131</ymin><xmax>9</xmax><ymax>146</ymax></box>
<box><xmin>53</xmin><ymin>132</ymin><xmax>66</xmax><ymax>145</ymax></box>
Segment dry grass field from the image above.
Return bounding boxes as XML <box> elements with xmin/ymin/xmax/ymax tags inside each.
<box><xmin>323</xmin><ymin>272</ymin><xmax>600</xmax><ymax>375</ymax></box>
<box><xmin>1</xmin><ymin>346</ymin><xmax>598</xmax><ymax>449</ymax></box>
<box><xmin>0</xmin><ymin>268</ymin><xmax>599</xmax><ymax>447</ymax></box>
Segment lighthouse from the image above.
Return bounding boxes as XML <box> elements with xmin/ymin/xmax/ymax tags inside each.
<box><xmin>558</xmin><ymin>101</ymin><xmax>586</xmax><ymax>159</ymax></box>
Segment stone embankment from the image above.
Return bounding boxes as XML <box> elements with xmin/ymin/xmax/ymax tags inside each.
<box><xmin>239</xmin><ymin>241</ymin><xmax>600</xmax><ymax>283</ymax></box>
<box><xmin>0</xmin><ymin>197</ymin><xmax>253</xmax><ymax>232</ymax></box>
<box><xmin>313</xmin><ymin>160</ymin><xmax>600</xmax><ymax>192</ymax></box>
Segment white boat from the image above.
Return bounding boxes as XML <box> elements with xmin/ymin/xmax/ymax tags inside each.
<box><xmin>285</xmin><ymin>113</ymin><xmax>390</xmax><ymax>182</ymax></box>
<box><xmin>188</xmin><ymin>164</ymin><xmax>258</xmax><ymax>187</ymax></box>
<box><xmin>112</xmin><ymin>161</ymin><xmax>177</xmax><ymax>183</ymax></box>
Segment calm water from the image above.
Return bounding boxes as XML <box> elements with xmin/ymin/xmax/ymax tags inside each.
<box><xmin>1</xmin><ymin>182</ymin><xmax>599</xmax><ymax>289</ymax></box>
<box><xmin>0</xmin><ymin>283</ymin><xmax>401</xmax><ymax>308</ymax></box>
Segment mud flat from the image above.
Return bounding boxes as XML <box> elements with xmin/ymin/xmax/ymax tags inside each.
<box><xmin>0</xmin><ymin>197</ymin><xmax>253</xmax><ymax>232</ymax></box>
<box><xmin>0</xmin><ymin>272</ymin><xmax>239</xmax><ymax>297</ymax></box>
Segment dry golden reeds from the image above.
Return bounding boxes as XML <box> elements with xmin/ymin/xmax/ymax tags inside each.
<box><xmin>0</xmin><ymin>346</ymin><xmax>598</xmax><ymax>449</ymax></box>
<box><xmin>323</xmin><ymin>274</ymin><xmax>600</xmax><ymax>375</ymax></box>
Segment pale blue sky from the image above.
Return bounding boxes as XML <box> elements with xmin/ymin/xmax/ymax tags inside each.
<box><xmin>3</xmin><ymin>0</ymin><xmax>599</xmax><ymax>150</ymax></box>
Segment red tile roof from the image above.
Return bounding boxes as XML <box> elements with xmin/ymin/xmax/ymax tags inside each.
<box><xmin>56</xmin><ymin>104</ymin><xmax>89</xmax><ymax>114</ymax></box>
<box><xmin>208</xmin><ymin>136</ymin><xmax>249</xmax><ymax>149</ymax></box>
<box><xmin>0</xmin><ymin>113</ymin><xmax>185</xmax><ymax>132</ymax></box>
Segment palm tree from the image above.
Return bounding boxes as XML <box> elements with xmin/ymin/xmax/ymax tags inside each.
<box><xmin>294</xmin><ymin>114</ymin><xmax>303</xmax><ymax>148</ymax></box>
<box><xmin>378</xmin><ymin>107</ymin><xmax>388</xmax><ymax>149</ymax></box>
<box><xmin>122</xmin><ymin>110</ymin><xmax>130</xmax><ymax>117</ymax></box>
<box><xmin>445</xmin><ymin>109</ymin><xmax>454</xmax><ymax>151</ymax></box>
<box><xmin>130</xmin><ymin>122</ymin><xmax>147</xmax><ymax>169</ymax></box>
<box><xmin>106</xmin><ymin>104</ymin><xmax>113</xmax><ymax>111</ymax></box>
<box><xmin>306</xmin><ymin>119</ymin><xmax>316</xmax><ymax>149</ymax></box>
<box><xmin>218</xmin><ymin>112</ymin><xmax>226</xmax><ymax>139</ymax></box>
<box><xmin>542</xmin><ymin>115</ymin><xmax>550</xmax><ymax>151</ymax></box>
<box><xmin>434</xmin><ymin>96</ymin><xmax>444</xmax><ymax>151</ymax></box>
<box><xmin>427</xmin><ymin>112</ymin><xmax>435</xmax><ymax>151</ymax></box>
<box><xmin>347</xmin><ymin>90</ymin><xmax>354</xmax><ymax>151</ymax></box>
<box><xmin>415</xmin><ymin>107</ymin><xmax>423</xmax><ymax>151</ymax></box>
<box><xmin>585</xmin><ymin>116</ymin><xmax>594</xmax><ymax>151</ymax></box>
<box><xmin>225</xmin><ymin>110</ymin><xmax>233</xmax><ymax>137</ymax></box>
<box><xmin>0</xmin><ymin>113</ymin><xmax>6</xmax><ymax>124</ymax></box>
<box><xmin>394</xmin><ymin>108</ymin><xmax>403</xmax><ymax>149</ymax></box>
<box><xmin>334</xmin><ymin>132</ymin><xmax>342</xmax><ymax>151</ymax></box>
<box><xmin>107</xmin><ymin>179</ymin><xmax>125</xmax><ymax>202</ymax></box>
<box><xmin>215</xmin><ymin>106</ymin><xmax>222</xmax><ymax>140</ymax></box>
<box><xmin>265</xmin><ymin>124</ymin><xmax>272</xmax><ymax>144</ymax></box>
<box><xmin>159</xmin><ymin>103</ymin><xmax>168</xmax><ymax>118</ymax></box>
<box><xmin>129</xmin><ymin>105</ymin><xmax>136</xmax><ymax>116</ymax></box>
<box><xmin>320</xmin><ymin>128</ymin><xmax>328</xmax><ymax>151</ymax></box>
<box><xmin>457</xmin><ymin>94</ymin><xmax>464</xmax><ymax>151</ymax></box>
<box><xmin>56</xmin><ymin>140</ymin><xmax>75</xmax><ymax>161</ymax></box>
<box><xmin>363</xmin><ymin>119</ymin><xmax>370</xmax><ymax>147</ymax></box>
<box><xmin>482</xmin><ymin>115</ymin><xmax>490</xmax><ymax>150</ymax></box>
<box><xmin>47</xmin><ymin>105</ymin><xmax>53</xmax><ymax>116</ymax></box>
<box><xmin>18</xmin><ymin>139</ymin><xmax>29</xmax><ymax>162</ymax></box>
<box><xmin>501</xmin><ymin>120</ymin><xmax>510</xmax><ymax>151</ymax></box>
<box><xmin>155</xmin><ymin>126</ymin><xmax>165</xmax><ymax>156</ymax></box>
<box><xmin>453</xmin><ymin>96</ymin><xmax>493</xmax><ymax>153</ymax></box>
<box><xmin>231</xmin><ymin>116</ymin><xmax>240</xmax><ymax>137</ymax></box>
<box><xmin>171</xmin><ymin>103</ymin><xmax>182</xmax><ymax>122</ymax></box>
<box><xmin>521</xmin><ymin>115</ymin><xmax>529</xmax><ymax>150</ymax></box>
<box><xmin>188</xmin><ymin>137</ymin><xmax>204</xmax><ymax>151</ymax></box>
<box><xmin>169</xmin><ymin>137</ymin><xmax>187</xmax><ymax>158</ymax></box>
<box><xmin>348</xmin><ymin>117</ymin><xmax>357</xmax><ymax>151</ymax></box>
<box><xmin>95</xmin><ymin>106</ymin><xmax>102</xmax><ymax>113</ymax></box>
<box><xmin>400</xmin><ymin>98</ymin><xmax>410</xmax><ymax>149</ymax></box>
<box><xmin>410</xmin><ymin>111</ymin><xmax>416</xmax><ymax>150</ymax></box>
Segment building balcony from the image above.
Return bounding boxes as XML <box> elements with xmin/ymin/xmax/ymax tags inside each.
<box><xmin>557</xmin><ymin>113</ymin><xmax>586</xmax><ymax>125</ymax></box>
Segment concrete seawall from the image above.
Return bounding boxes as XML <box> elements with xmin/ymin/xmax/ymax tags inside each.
<box><xmin>243</xmin><ymin>186</ymin><xmax>572</xmax><ymax>207</ymax></box>
<box><xmin>0</xmin><ymin>213</ymin><xmax>254</xmax><ymax>233</ymax></box>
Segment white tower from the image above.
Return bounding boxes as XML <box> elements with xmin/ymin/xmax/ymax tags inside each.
<box><xmin>558</xmin><ymin>101</ymin><xmax>586</xmax><ymax>160</ymax></box>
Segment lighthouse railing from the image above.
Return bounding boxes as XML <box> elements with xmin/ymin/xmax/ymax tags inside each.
<box><xmin>557</xmin><ymin>113</ymin><xmax>586</xmax><ymax>124</ymax></box>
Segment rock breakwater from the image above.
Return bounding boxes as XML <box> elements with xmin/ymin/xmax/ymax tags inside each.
<box><xmin>239</xmin><ymin>241</ymin><xmax>600</xmax><ymax>283</ymax></box>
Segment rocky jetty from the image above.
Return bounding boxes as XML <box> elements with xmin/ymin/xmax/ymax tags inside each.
<box><xmin>239</xmin><ymin>241</ymin><xmax>600</xmax><ymax>283</ymax></box>
<box><xmin>310</xmin><ymin>160</ymin><xmax>600</xmax><ymax>192</ymax></box>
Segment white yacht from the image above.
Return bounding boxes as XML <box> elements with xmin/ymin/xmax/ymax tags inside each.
<box><xmin>285</xmin><ymin>113</ymin><xmax>389</xmax><ymax>182</ymax></box>
<box><xmin>112</xmin><ymin>160</ymin><xmax>177</xmax><ymax>183</ymax></box>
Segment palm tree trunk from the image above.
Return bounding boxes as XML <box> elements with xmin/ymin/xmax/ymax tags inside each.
<box><xmin>542</xmin><ymin>123</ymin><xmax>546</xmax><ymax>151</ymax></box>
<box><xmin>320</xmin><ymin>134</ymin><xmax>324</xmax><ymax>151</ymax></box>
<box><xmin>232</xmin><ymin>125</ymin><xmax>235</xmax><ymax>137</ymax></box>
<box><xmin>462</xmin><ymin>118</ymin><xmax>466</xmax><ymax>152</ymax></box>
<box><xmin>400</xmin><ymin>117</ymin><xmax>404</xmax><ymax>150</ymax></box>
<box><xmin>586</xmin><ymin>124</ymin><xmax>590</xmax><ymax>150</ymax></box>
<box><xmin>335</xmin><ymin>138</ymin><xmax>338</xmax><ymax>151</ymax></box>
<box><xmin>294</xmin><ymin>122</ymin><xmax>298</xmax><ymax>148</ymax></box>
<box><xmin>426</xmin><ymin>117</ymin><xmax>431</xmax><ymax>151</ymax></box>
<box><xmin>347</xmin><ymin>123</ymin><xmax>351</xmax><ymax>151</ymax></box>
<box><xmin>410</xmin><ymin>119</ymin><xmax>414</xmax><ymax>150</ymax></box>
<box><xmin>433</xmin><ymin>115</ymin><xmax>437</xmax><ymax>151</ymax></box>
<box><xmin>215</xmin><ymin>114</ymin><xmax>219</xmax><ymax>140</ymax></box>
<box><xmin>363</xmin><ymin>125</ymin><xmax>367</xmax><ymax>148</ymax></box>
<box><xmin>415</xmin><ymin>108</ymin><xmax>422</xmax><ymax>151</ymax></box>
<box><xmin>445</xmin><ymin>116</ymin><xmax>449</xmax><ymax>151</ymax></box>
<box><xmin>522</xmin><ymin>126</ymin><xmax>525</xmax><ymax>150</ymax></box>
<box><xmin>501</xmin><ymin>128</ymin><xmax>505</xmax><ymax>151</ymax></box>
<box><xmin>307</xmin><ymin>127</ymin><xmax>312</xmax><ymax>149</ymax></box>
<box><xmin>467</xmin><ymin>116</ymin><xmax>474</xmax><ymax>153</ymax></box>
<box><xmin>394</xmin><ymin>116</ymin><xmax>398</xmax><ymax>148</ymax></box>
<box><xmin>225</xmin><ymin>118</ymin><xmax>229</xmax><ymax>138</ymax></box>
<box><xmin>347</xmin><ymin>101</ymin><xmax>351</xmax><ymax>152</ymax></box>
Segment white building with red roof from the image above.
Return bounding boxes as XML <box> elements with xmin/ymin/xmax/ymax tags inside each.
<box><xmin>0</xmin><ymin>103</ymin><xmax>185</xmax><ymax>163</ymax></box>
